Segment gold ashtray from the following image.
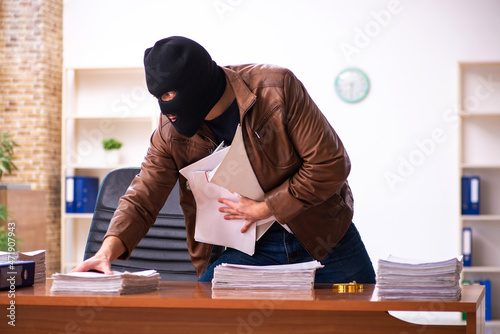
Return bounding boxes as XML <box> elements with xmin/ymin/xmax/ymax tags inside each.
<box><xmin>332</xmin><ymin>281</ymin><xmax>363</xmax><ymax>293</ymax></box>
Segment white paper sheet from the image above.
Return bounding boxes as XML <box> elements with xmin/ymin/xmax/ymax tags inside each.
<box><xmin>179</xmin><ymin>125</ymin><xmax>281</xmax><ymax>256</ymax></box>
<box><xmin>190</xmin><ymin>171</ymin><xmax>256</xmax><ymax>255</ymax></box>
<box><xmin>179</xmin><ymin>146</ymin><xmax>258</xmax><ymax>255</ymax></box>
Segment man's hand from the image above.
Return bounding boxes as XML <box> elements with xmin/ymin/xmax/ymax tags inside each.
<box><xmin>218</xmin><ymin>196</ymin><xmax>272</xmax><ymax>233</ymax></box>
<box><xmin>70</xmin><ymin>236</ymin><xmax>126</xmax><ymax>274</ymax></box>
<box><xmin>70</xmin><ymin>253</ymin><xmax>114</xmax><ymax>275</ymax></box>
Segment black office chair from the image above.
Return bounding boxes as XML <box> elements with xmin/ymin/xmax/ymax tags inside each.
<box><xmin>83</xmin><ymin>167</ymin><xmax>198</xmax><ymax>281</ymax></box>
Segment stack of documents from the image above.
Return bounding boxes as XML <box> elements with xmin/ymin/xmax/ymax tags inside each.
<box><xmin>212</xmin><ymin>260</ymin><xmax>323</xmax><ymax>290</ymax></box>
<box><xmin>0</xmin><ymin>250</ymin><xmax>46</xmax><ymax>282</ymax></box>
<box><xmin>18</xmin><ymin>250</ymin><xmax>46</xmax><ymax>282</ymax></box>
<box><xmin>376</xmin><ymin>255</ymin><xmax>463</xmax><ymax>300</ymax></box>
<box><xmin>212</xmin><ymin>288</ymin><xmax>314</xmax><ymax>300</ymax></box>
<box><xmin>50</xmin><ymin>270</ymin><xmax>160</xmax><ymax>295</ymax></box>
<box><xmin>0</xmin><ymin>251</ymin><xmax>11</xmax><ymax>263</ymax></box>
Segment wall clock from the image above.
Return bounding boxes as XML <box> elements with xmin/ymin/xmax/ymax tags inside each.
<box><xmin>334</xmin><ymin>67</ymin><xmax>370</xmax><ymax>103</ymax></box>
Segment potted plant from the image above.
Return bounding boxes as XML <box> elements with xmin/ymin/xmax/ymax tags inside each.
<box><xmin>102</xmin><ymin>138</ymin><xmax>123</xmax><ymax>165</ymax></box>
<box><xmin>0</xmin><ymin>204</ymin><xmax>9</xmax><ymax>250</ymax></box>
<box><xmin>0</xmin><ymin>204</ymin><xmax>22</xmax><ymax>251</ymax></box>
<box><xmin>0</xmin><ymin>132</ymin><xmax>17</xmax><ymax>180</ymax></box>
<box><xmin>0</xmin><ymin>224</ymin><xmax>13</xmax><ymax>251</ymax></box>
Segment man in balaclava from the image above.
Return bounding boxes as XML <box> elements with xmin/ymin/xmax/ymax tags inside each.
<box><xmin>144</xmin><ymin>36</ymin><xmax>227</xmax><ymax>138</ymax></box>
<box><xmin>73</xmin><ymin>36</ymin><xmax>376</xmax><ymax>285</ymax></box>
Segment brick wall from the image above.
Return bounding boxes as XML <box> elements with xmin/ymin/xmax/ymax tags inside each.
<box><xmin>0</xmin><ymin>0</ymin><xmax>63</xmax><ymax>275</ymax></box>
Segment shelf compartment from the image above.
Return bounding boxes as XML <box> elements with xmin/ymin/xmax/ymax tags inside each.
<box><xmin>68</xmin><ymin>68</ymin><xmax>157</xmax><ymax>119</ymax></box>
<box><xmin>461</xmin><ymin>221</ymin><xmax>500</xmax><ymax>267</ymax></box>
<box><xmin>64</xmin><ymin>118</ymin><xmax>152</xmax><ymax>168</ymax></box>
<box><xmin>460</xmin><ymin>168</ymin><xmax>500</xmax><ymax>216</ymax></box>
<box><xmin>460</xmin><ymin>116</ymin><xmax>500</xmax><ymax>166</ymax></box>
<box><xmin>459</xmin><ymin>63</ymin><xmax>500</xmax><ymax>113</ymax></box>
<box><xmin>61</xmin><ymin>215</ymin><xmax>93</xmax><ymax>273</ymax></box>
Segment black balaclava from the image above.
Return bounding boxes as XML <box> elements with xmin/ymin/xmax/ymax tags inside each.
<box><xmin>144</xmin><ymin>36</ymin><xmax>226</xmax><ymax>137</ymax></box>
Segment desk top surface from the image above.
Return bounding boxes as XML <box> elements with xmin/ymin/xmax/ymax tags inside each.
<box><xmin>0</xmin><ymin>281</ymin><xmax>484</xmax><ymax>313</ymax></box>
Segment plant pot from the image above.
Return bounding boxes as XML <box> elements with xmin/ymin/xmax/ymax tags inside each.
<box><xmin>105</xmin><ymin>149</ymin><xmax>120</xmax><ymax>165</ymax></box>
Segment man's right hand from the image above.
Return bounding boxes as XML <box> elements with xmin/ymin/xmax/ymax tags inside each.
<box><xmin>70</xmin><ymin>236</ymin><xmax>126</xmax><ymax>275</ymax></box>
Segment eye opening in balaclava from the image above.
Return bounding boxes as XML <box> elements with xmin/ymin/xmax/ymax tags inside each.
<box><xmin>144</xmin><ymin>36</ymin><xmax>226</xmax><ymax>137</ymax></box>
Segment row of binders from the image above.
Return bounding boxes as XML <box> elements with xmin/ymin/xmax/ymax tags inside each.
<box><xmin>65</xmin><ymin>176</ymin><xmax>99</xmax><ymax>213</ymax></box>
<box><xmin>461</xmin><ymin>176</ymin><xmax>492</xmax><ymax>321</ymax></box>
<box><xmin>376</xmin><ymin>255</ymin><xmax>463</xmax><ymax>301</ymax></box>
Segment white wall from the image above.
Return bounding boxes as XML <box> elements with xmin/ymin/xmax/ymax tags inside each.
<box><xmin>63</xmin><ymin>0</ymin><xmax>500</xmax><ymax>266</ymax></box>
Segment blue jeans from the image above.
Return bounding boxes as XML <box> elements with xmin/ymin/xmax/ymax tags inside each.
<box><xmin>199</xmin><ymin>222</ymin><xmax>376</xmax><ymax>283</ymax></box>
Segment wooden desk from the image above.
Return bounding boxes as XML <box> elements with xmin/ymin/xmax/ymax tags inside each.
<box><xmin>0</xmin><ymin>281</ymin><xmax>485</xmax><ymax>334</ymax></box>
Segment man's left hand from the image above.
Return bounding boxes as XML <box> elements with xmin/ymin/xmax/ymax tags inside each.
<box><xmin>218</xmin><ymin>196</ymin><xmax>272</xmax><ymax>233</ymax></box>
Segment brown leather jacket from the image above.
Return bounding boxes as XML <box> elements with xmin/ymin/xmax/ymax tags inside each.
<box><xmin>105</xmin><ymin>64</ymin><xmax>354</xmax><ymax>277</ymax></box>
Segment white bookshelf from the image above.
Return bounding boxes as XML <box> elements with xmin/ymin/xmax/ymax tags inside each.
<box><xmin>458</xmin><ymin>62</ymin><xmax>500</xmax><ymax>328</ymax></box>
<box><xmin>60</xmin><ymin>67</ymin><xmax>158</xmax><ymax>273</ymax></box>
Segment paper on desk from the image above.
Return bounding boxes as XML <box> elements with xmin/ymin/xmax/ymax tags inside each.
<box><xmin>212</xmin><ymin>260</ymin><xmax>324</xmax><ymax>290</ymax></box>
<box><xmin>179</xmin><ymin>125</ymin><xmax>276</xmax><ymax>256</ymax></box>
<box><xmin>375</xmin><ymin>255</ymin><xmax>463</xmax><ymax>300</ymax></box>
<box><xmin>219</xmin><ymin>260</ymin><xmax>324</xmax><ymax>271</ymax></box>
<box><xmin>50</xmin><ymin>270</ymin><xmax>160</xmax><ymax>295</ymax></box>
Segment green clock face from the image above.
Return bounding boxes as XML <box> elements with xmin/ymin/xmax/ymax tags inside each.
<box><xmin>334</xmin><ymin>68</ymin><xmax>370</xmax><ymax>103</ymax></box>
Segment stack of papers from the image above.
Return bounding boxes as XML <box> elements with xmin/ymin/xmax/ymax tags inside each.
<box><xmin>212</xmin><ymin>260</ymin><xmax>323</xmax><ymax>290</ymax></box>
<box><xmin>18</xmin><ymin>250</ymin><xmax>46</xmax><ymax>282</ymax></box>
<box><xmin>0</xmin><ymin>250</ymin><xmax>46</xmax><ymax>282</ymax></box>
<box><xmin>376</xmin><ymin>255</ymin><xmax>463</xmax><ymax>300</ymax></box>
<box><xmin>0</xmin><ymin>251</ymin><xmax>12</xmax><ymax>262</ymax></box>
<box><xmin>50</xmin><ymin>270</ymin><xmax>160</xmax><ymax>295</ymax></box>
<box><xmin>212</xmin><ymin>288</ymin><xmax>314</xmax><ymax>300</ymax></box>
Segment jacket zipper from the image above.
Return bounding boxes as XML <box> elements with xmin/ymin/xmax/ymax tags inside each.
<box><xmin>253</xmin><ymin>104</ymin><xmax>279</xmax><ymax>140</ymax></box>
<box><xmin>240</xmin><ymin>97</ymin><xmax>257</xmax><ymax>134</ymax></box>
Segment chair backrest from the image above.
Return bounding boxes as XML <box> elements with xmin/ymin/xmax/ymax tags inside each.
<box><xmin>83</xmin><ymin>167</ymin><xmax>198</xmax><ymax>281</ymax></box>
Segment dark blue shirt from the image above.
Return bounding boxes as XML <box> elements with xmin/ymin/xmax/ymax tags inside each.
<box><xmin>205</xmin><ymin>99</ymin><xmax>239</xmax><ymax>145</ymax></box>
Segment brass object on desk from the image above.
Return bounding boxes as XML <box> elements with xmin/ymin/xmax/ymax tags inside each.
<box><xmin>332</xmin><ymin>281</ymin><xmax>363</xmax><ymax>293</ymax></box>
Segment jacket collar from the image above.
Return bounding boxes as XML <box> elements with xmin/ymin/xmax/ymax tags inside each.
<box><xmin>197</xmin><ymin>66</ymin><xmax>256</xmax><ymax>144</ymax></box>
<box><xmin>222</xmin><ymin>66</ymin><xmax>257</xmax><ymax>121</ymax></box>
